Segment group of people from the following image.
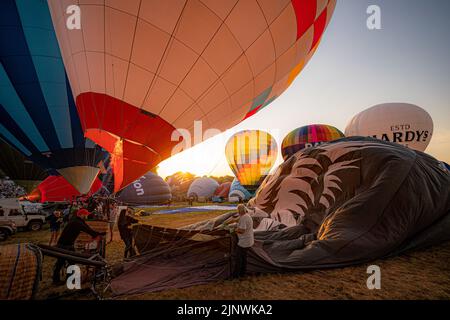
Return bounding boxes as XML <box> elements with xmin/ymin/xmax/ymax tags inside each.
<box><xmin>48</xmin><ymin>197</ymin><xmax>256</xmax><ymax>285</ymax></box>
<box><xmin>0</xmin><ymin>179</ymin><xmax>26</xmax><ymax>199</ymax></box>
<box><xmin>47</xmin><ymin>198</ymin><xmax>140</xmax><ymax>285</ymax></box>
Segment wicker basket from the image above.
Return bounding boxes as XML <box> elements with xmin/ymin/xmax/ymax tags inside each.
<box><xmin>74</xmin><ymin>220</ymin><xmax>109</xmax><ymax>255</ymax></box>
<box><xmin>0</xmin><ymin>243</ymin><xmax>42</xmax><ymax>300</ymax></box>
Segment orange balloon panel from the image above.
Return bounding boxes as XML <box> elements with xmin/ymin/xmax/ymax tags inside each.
<box><xmin>48</xmin><ymin>0</ymin><xmax>336</xmax><ymax>191</ymax></box>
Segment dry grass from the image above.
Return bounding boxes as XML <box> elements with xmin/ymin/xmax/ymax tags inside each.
<box><xmin>2</xmin><ymin>207</ymin><xmax>450</xmax><ymax>300</ymax></box>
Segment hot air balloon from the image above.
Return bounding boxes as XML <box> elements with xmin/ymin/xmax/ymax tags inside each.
<box><xmin>345</xmin><ymin>103</ymin><xmax>434</xmax><ymax>152</ymax></box>
<box><xmin>214</xmin><ymin>182</ymin><xmax>232</xmax><ymax>199</ymax></box>
<box><xmin>187</xmin><ymin>177</ymin><xmax>219</xmax><ymax>200</ymax></box>
<box><xmin>225</xmin><ymin>130</ymin><xmax>278</xmax><ymax>190</ymax></box>
<box><xmin>116</xmin><ymin>172</ymin><xmax>171</xmax><ymax>205</ymax></box>
<box><xmin>0</xmin><ymin>139</ymin><xmax>48</xmax><ymax>192</ymax></box>
<box><xmin>48</xmin><ymin>0</ymin><xmax>336</xmax><ymax>192</ymax></box>
<box><xmin>281</xmin><ymin>124</ymin><xmax>345</xmax><ymax>160</ymax></box>
<box><xmin>228</xmin><ymin>178</ymin><xmax>255</xmax><ymax>202</ymax></box>
<box><xmin>28</xmin><ymin>175</ymin><xmax>102</xmax><ymax>203</ymax></box>
<box><xmin>0</xmin><ymin>0</ymin><xmax>107</xmax><ymax>194</ymax></box>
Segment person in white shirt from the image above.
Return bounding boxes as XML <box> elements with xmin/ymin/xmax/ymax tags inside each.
<box><xmin>233</xmin><ymin>204</ymin><xmax>254</xmax><ymax>277</ymax></box>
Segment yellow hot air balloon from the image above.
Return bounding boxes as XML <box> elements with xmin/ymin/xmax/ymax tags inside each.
<box><xmin>225</xmin><ymin>130</ymin><xmax>277</xmax><ymax>190</ymax></box>
<box><xmin>48</xmin><ymin>0</ymin><xmax>336</xmax><ymax>192</ymax></box>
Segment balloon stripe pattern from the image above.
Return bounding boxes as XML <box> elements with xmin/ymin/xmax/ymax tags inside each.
<box><xmin>48</xmin><ymin>0</ymin><xmax>336</xmax><ymax>192</ymax></box>
<box><xmin>0</xmin><ymin>0</ymin><xmax>107</xmax><ymax>193</ymax></box>
<box><xmin>0</xmin><ymin>139</ymin><xmax>48</xmax><ymax>192</ymax></box>
<box><xmin>281</xmin><ymin>124</ymin><xmax>344</xmax><ymax>160</ymax></box>
<box><xmin>226</xmin><ymin>130</ymin><xmax>278</xmax><ymax>190</ymax></box>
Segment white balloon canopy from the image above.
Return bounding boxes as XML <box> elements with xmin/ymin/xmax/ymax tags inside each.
<box><xmin>345</xmin><ymin>103</ymin><xmax>433</xmax><ymax>152</ymax></box>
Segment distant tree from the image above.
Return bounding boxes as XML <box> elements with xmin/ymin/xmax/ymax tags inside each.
<box><xmin>166</xmin><ymin>172</ymin><xmax>197</xmax><ymax>201</ymax></box>
<box><xmin>213</xmin><ymin>175</ymin><xmax>234</xmax><ymax>184</ymax></box>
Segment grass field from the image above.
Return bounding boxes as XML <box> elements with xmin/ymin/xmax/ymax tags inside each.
<box><xmin>3</xmin><ymin>206</ymin><xmax>450</xmax><ymax>300</ymax></box>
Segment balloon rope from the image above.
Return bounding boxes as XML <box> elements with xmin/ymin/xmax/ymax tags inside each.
<box><xmin>132</xmin><ymin>223</ymin><xmax>225</xmax><ymax>258</ymax></box>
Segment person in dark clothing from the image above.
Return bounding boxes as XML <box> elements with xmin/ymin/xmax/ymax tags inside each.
<box><xmin>86</xmin><ymin>197</ymin><xmax>98</xmax><ymax>213</ymax></box>
<box><xmin>52</xmin><ymin>208</ymin><xmax>106</xmax><ymax>284</ymax></box>
<box><xmin>46</xmin><ymin>210</ymin><xmax>63</xmax><ymax>246</ymax></box>
<box><xmin>117</xmin><ymin>208</ymin><xmax>139</xmax><ymax>258</ymax></box>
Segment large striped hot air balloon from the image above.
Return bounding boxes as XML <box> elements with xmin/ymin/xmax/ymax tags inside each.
<box><xmin>281</xmin><ymin>124</ymin><xmax>345</xmax><ymax>160</ymax></box>
<box><xmin>0</xmin><ymin>0</ymin><xmax>107</xmax><ymax>194</ymax></box>
<box><xmin>47</xmin><ymin>0</ymin><xmax>336</xmax><ymax>192</ymax></box>
<box><xmin>225</xmin><ymin>130</ymin><xmax>278</xmax><ymax>190</ymax></box>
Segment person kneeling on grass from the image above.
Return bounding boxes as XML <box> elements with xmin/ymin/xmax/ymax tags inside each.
<box><xmin>52</xmin><ymin>208</ymin><xmax>106</xmax><ymax>285</ymax></box>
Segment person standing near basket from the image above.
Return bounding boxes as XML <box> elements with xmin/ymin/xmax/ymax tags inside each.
<box><xmin>117</xmin><ymin>208</ymin><xmax>139</xmax><ymax>258</ymax></box>
<box><xmin>46</xmin><ymin>210</ymin><xmax>63</xmax><ymax>246</ymax></box>
<box><xmin>107</xmin><ymin>202</ymin><xmax>119</xmax><ymax>243</ymax></box>
<box><xmin>232</xmin><ymin>204</ymin><xmax>254</xmax><ymax>278</ymax></box>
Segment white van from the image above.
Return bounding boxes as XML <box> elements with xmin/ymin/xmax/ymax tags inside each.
<box><xmin>0</xmin><ymin>198</ymin><xmax>46</xmax><ymax>231</ymax></box>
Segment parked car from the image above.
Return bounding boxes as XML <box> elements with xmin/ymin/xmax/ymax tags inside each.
<box><xmin>21</xmin><ymin>201</ymin><xmax>44</xmax><ymax>214</ymax></box>
<box><xmin>0</xmin><ymin>198</ymin><xmax>46</xmax><ymax>231</ymax></box>
<box><xmin>40</xmin><ymin>201</ymin><xmax>70</xmax><ymax>217</ymax></box>
<box><xmin>0</xmin><ymin>220</ymin><xmax>17</xmax><ymax>241</ymax></box>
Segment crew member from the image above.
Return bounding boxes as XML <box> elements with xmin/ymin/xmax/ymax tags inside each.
<box><xmin>233</xmin><ymin>204</ymin><xmax>254</xmax><ymax>277</ymax></box>
<box><xmin>117</xmin><ymin>208</ymin><xmax>139</xmax><ymax>258</ymax></box>
<box><xmin>52</xmin><ymin>208</ymin><xmax>106</xmax><ymax>285</ymax></box>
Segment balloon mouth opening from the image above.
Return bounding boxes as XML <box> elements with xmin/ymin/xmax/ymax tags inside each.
<box><xmin>85</xmin><ymin>129</ymin><xmax>161</xmax><ymax>193</ymax></box>
<box><xmin>56</xmin><ymin>166</ymin><xmax>100</xmax><ymax>194</ymax></box>
<box><xmin>25</xmin><ymin>190</ymin><xmax>41</xmax><ymax>202</ymax></box>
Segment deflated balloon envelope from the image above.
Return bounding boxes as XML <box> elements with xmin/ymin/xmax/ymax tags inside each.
<box><xmin>0</xmin><ymin>0</ymin><xmax>107</xmax><ymax>194</ymax></box>
<box><xmin>47</xmin><ymin>0</ymin><xmax>336</xmax><ymax>192</ymax></box>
